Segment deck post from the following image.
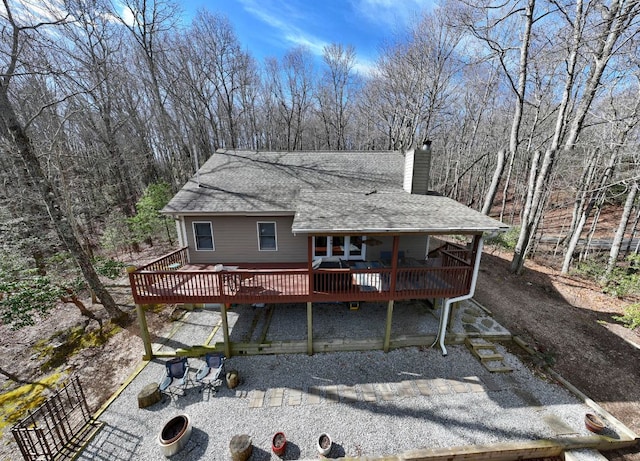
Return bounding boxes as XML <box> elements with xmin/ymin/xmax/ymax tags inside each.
<box><xmin>389</xmin><ymin>235</ymin><xmax>400</xmax><ymax>295</ymax></box>
<box><xmin>221</xmin><ymin>303</ymin><xmax>231</xmax><ymax>358</ymax></box>
<box><xmin>307</xmin><ymin>302</ymin><xmax>313</xmax><ymax>355</ymax></box>
<box><xmin>383</xmin><ymin>300</ymin><xmax>394</xmax><ymax>352</ymax></box>
<box><xmin>136</xmin><ymin>304</ymin><xmax>153</xmax><ymax>360</ymax></box>
<box><xmin>307</xmin><ymin>235</ymin><xmax>314</xmax><ymax>294</ymax></box>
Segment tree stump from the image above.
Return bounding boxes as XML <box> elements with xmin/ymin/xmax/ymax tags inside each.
<box><xmin>137</xmin><ymin>382</ymin><xmax>161</xmax><ymax>408</ymax></box>
<box><xmin>229</xmin><ymin>434</ymin><xmax>252</xmax><ymax>461</ymax></box>
<box><xmin>226</xmin><ymin>370</ymin><xmax>239</xmax><ymax>389</ymax></box>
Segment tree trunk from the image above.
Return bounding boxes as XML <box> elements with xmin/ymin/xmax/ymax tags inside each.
<box><xmin>561</xmin><ymin>149</ymin><xmax>617</xmax><ymax>273</ymax></box>
<box><xmin>606</xmin><ymin>181</ymin><xmax>638</xmax><ymax>277</ymax></box>
<box><xmin>624</xmin><ymin>200</ymin><xmax>640</xmax><ymax>257</ymax></box>
<box><xmin>565</xmin><ymin>151</ymin><xmax>599</xmax><ymax>245</ymax></box>
<box><xmin>0</xmin><ymin>89</ymin><xmax>128</xmax><ymax>325</ymax></box>
<box><xmin>60</xmin><ymin>288</ymin><xmax>103</xmax><ymax>328</ymax></box>
<box><xmin>511</xmin><ymin>149</ymin><xmax>553</xmax><ymax>274</ymax></box>
<box><xmin>482</xmin><ymin>149</ymin><xmax>506</xmax><ymax>215</ymax></box>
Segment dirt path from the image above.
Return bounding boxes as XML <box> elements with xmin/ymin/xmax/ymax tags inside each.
<box><xmin>475</xmin><ymin>249</ymin><xmax>640</xmax><ymax>461</ymax></box>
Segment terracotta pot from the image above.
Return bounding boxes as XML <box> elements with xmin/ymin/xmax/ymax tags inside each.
<box><xmin>317</xmin><ymin>432</ymin><xmax>332</xmax><ymax>456</ymax></box>
<box><xmin>585</xmin><ymin>413</ymin><xmax>605</xmax><ymax>433</ymax></box>
<box><xmin>272</xmin><ymin>431</ymin><xmax>286</xmax><ymax>456</ymax></box>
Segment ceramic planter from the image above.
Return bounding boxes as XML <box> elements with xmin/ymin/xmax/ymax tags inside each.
<box><xmin>272</xmin><ymin>431</ymin><xmax>286</xmax><ymax>456</ymax></box>
<box><xmin>585</xmin><ymin>413</ymin><xmax>605</xmax><ymax>433</ymax></box>
<box><xmin>317</xmin><ymin>432</ymin><xmax>332</xmax><ymax>456</ymax></box>
<box><xmin>158</xmin><ymin>414</ymin><xmax>192</xmax><ymax>457</ymax></box>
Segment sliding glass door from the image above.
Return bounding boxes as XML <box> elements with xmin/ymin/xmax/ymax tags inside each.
<box><xmin>313</xmin><ymin>236</ymin><xmax>364</xmax><ymax>260</ymax></box>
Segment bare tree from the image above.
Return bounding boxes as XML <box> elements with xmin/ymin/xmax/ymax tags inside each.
<box><xmin>317</xmin><ymin>43</ymin><xmax>358</xmax><ymax>149</ymax></box>
<box><xmin>606</xmin><ymin>180</ymin><xmax>638</xmax><ymax>276</ymax></box>
<box><xmin>511</xmin><ymin>0</ymin><xmax>640</xmax><ymax>273</ymax></box>
<box><xmin>264</xmin><ymin>47</ymin><xmax>315</xmax><ymax>150</ymax></box>
<box><xmin>0</xmin><ymin>0</ymin><xmax>127</xmax><ymax>323</ymax></box>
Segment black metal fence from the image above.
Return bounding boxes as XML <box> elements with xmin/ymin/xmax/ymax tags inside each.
<box><xmin>11</xmin><ymin>376</ymin><xmax>95</xmax><ymax>461</ymax></box>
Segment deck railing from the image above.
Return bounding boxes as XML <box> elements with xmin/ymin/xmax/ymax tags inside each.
<box><xmin>135</xmin><ymin>247</ymin><xmax>189</xmax><ymax>272</ymax></box>
<box><xmin>129</xmin><ymin>251</ymin><xmax>475</xmax><ymax>305</ymax></box>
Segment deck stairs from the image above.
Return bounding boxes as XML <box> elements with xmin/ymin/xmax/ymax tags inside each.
<box><xmin>465</xmin><ymin>337</ymin><xmax>513</xmax><ymax>373</ymax></box>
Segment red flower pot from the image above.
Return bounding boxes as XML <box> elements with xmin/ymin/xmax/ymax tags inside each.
<box><xmin>272</xmin><ymin>431</ymin><xmax>286</xmax><ymax>456</ymax></box>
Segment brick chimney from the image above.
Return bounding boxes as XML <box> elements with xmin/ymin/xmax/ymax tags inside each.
<box><xmin>403</xmin><ymin>140</ymin><xmax>432</xmax><ymax>195</ymax></box>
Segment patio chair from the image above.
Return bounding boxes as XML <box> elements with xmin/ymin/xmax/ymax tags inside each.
<box><xmin>159</xmin><ymin>357</ymin><xmax>190</xmax><ymax>396</ymax></box>
<box><xmin>195</xmin><ymin>353</ymin><xmax>225</xmax><ymax>395</ymax></box>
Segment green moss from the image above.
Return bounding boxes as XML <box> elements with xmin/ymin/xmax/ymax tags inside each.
<box><xmin>0</xmin><ymin>372</ymin><xmax>66</xmax><ymax>435</ymax></box>
<box><xmin>34</xmin><ymin>323</ymin><xmax>121</xmax><ymax>372</ymax></box>
<box><xmin>143</xmin><ymin>303</ymin><xmax>165</xmax><ymax>313</ymax></box>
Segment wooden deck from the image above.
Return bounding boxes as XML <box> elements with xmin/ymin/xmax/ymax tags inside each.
<box><xmin>128</xmin><ymin>244</ymin><xmax>476</xmax><ymax>305</ymax></box>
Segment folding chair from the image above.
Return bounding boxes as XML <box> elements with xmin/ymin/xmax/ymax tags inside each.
<box><xmin>159</xmin><ymin>357</ymin><xmax>190</xmax><ymax>397</ymax></box>
<box><xmin>195</xmin><ymin>353</ymin><xmax>225</xmax><ymax>395</ymax></box>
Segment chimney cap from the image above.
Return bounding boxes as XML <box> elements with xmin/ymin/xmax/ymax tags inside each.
<box><xmin>421</xmin><ymin>139</ymin><xmax>432</xmax><ymax>149</ymax></box>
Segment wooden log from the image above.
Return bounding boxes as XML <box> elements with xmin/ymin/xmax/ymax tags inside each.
<box><xmin>229</xmin><ymin>434</ymin><xmax>252</xmax><ymax>461</ymax></box>
<box><xmin>137</xmin><ymin>382</ymin><xmax>161</xmax><ymax>408</ymax></box>
<box><xmin>226</xmin><ymin>370</ymin><xmax>239</xmax><ymax>389</ymax></box>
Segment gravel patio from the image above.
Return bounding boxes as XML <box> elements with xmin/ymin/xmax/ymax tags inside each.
<box><xmin>77</xmin><ymin>302</ymin><xmax>635</xmax><ymax>460</ymax></box>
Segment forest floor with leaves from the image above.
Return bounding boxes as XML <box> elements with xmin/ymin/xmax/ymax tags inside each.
<box><xmin>475</xmin><ymin>247</ymin><xmax>640</xmax><ymax>461</ymax></box>
<box><xmin>0</xmin><ymin>246</ymin><xmax>639</xmax><ymax>460</ymax></box>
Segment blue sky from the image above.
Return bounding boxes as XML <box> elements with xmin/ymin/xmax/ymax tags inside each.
<box><xmin>177</xmin><ymin>0</ymin><xmax>437</xmax><ymax>73</ymax></box>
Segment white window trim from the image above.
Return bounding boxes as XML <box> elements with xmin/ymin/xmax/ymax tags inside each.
<box><xmin>257</xmin><ymin>221</ymin><xmax>278</xmax><ymax>251</ymax></box>
<box><xmin>192</xmin><ymin>221</ymin><xmax>215</xmax><ymax>251</ymax></box>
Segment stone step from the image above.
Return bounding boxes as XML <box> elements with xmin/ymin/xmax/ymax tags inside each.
<box><xmin>465</xmin><ymin>338</ymin><xmax>513</xmax><ymax>373</ymax></box>
<box><xmin>465</xmin><ymin>337</ymin><xmax>493</xmax><ymax>348</ymax></box>
<box><xmin>483</xmin><ymin>360</ymin><xmax>513</xmax><ymax>373</ymax></box>
<box><xmin>477</xmin><ymin>353</ymin><xmax>505</xmax><ymax>362</ymax></box>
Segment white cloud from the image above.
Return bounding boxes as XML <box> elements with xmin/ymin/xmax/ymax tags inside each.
<box><xmin>351</xmin><ymin>0</ymin><xmax>434</xmax><ymax>28</ymax></box>
<box><xmin>238</xmin><ymin>0</ymin><xmax>328</xmax><ymax>57</ymax></box>
<box><xmin>3</xmin><ymin>0</ymin><xmax>68</xmax><ymax>25</ymax></box>
<box><xmin>119</xmin><ymin>4</ymin><xmax>136</xmax><ymax>27</ymax></box>
<box><xmin>353</xmin><ymin>57</ymin><xmax>377</xmax><ymax>77</ymax></box>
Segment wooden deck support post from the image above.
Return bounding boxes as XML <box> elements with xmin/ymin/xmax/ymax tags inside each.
<box><xmin>221</xmin><ymin>303</ymin><xmax>231</xmax><ymax>358</ymax></box>
<box><xmin>136</xmin><ymin>304</ymin><xmax>153</xmax><ymax>360</ymax></box>
<box><xmin>307</xmin><ymin>302</ymin><xmax>313</xmax><ymax>355</ymax></box>
<box><xmin>307</xmin><ymin>236</ymin><xmax>314</xmax><ymax>356</ymax></box>
<box><xmin>383</xmin><ymin>300</ymin><xmax>394</xmax><ymax>352</ymax></box>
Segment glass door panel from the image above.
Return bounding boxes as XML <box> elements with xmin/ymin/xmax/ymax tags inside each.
<box><xmin>332</xmin><ymin>236</ymin><xmax>345</xmax><ymax>256</ymax></box>
<box><xmin>314</xmin><ymin>236</ymin><xmax>328</xmax><ymax>257</ymax></box>
<box><xmin>349</xmin><ymin>236</ymin><xmax>363</xmax><ymax>258</ymax></box>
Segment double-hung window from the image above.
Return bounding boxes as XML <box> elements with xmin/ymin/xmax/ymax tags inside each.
<box><xmin>193</xmin><ymin>222</ymin><xmax>214</xmax><ymax>251</ymax></box>
<box><xmin>257</xmin><ymin>222</ymin><xmax>277</xmax><ymax>251</ymax></box>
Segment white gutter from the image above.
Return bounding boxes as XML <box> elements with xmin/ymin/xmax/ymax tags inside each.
<box><xmin>431</xmin><ymin>236</ymin><xmax>484</xmax><ymax>356</ymax></box>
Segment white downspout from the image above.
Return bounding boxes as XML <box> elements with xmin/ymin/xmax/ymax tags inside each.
<box><xmin>432</xmin><ymin>236</ymin><xmax>484</xmax><ymax>356</ymax></box>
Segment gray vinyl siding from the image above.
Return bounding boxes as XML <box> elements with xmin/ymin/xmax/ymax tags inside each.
<box><xmin>184</xmin><ymin>216</ymin><xmax>307</xmax><ymax>264</ymax></box>
<box><xmin>183</xmin><ymin>215</ymin><xmax>429</xmax><ymax>264</ymax></box>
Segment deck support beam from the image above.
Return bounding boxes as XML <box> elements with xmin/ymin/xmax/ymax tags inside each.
<box><xmin>136</xmin><ymin>304</ymin><xmax>153</xmax><ymax>360</ymax></box>
<box><xmin>307</xmin><ymin>302</ymin><xmax>313</xmax><ymax>355</ymax></box>
<box><xmin>383</xmin><ymin>300</ymin><xmax>394</xmax><ymax>352</ymax></box>
<box><xmin>221</xmin><ymin>303</ymin><xmax>231</xmax><ymax>358</ymax></box>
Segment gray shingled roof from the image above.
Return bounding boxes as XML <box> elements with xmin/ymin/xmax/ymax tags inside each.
<box><xmin>162</xmin><ymin>150</ymin><xmax>403</xmax><ymax>214</ymax></box>
<box><xmin>292</xmin><ymin>190</ymin><xmax>509</xmax><ymax>233</ymax></box>
<box><xmin>163</xmin><ymin>149</ymin><xmax>508</xmax><ymax>233</ymax></box>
